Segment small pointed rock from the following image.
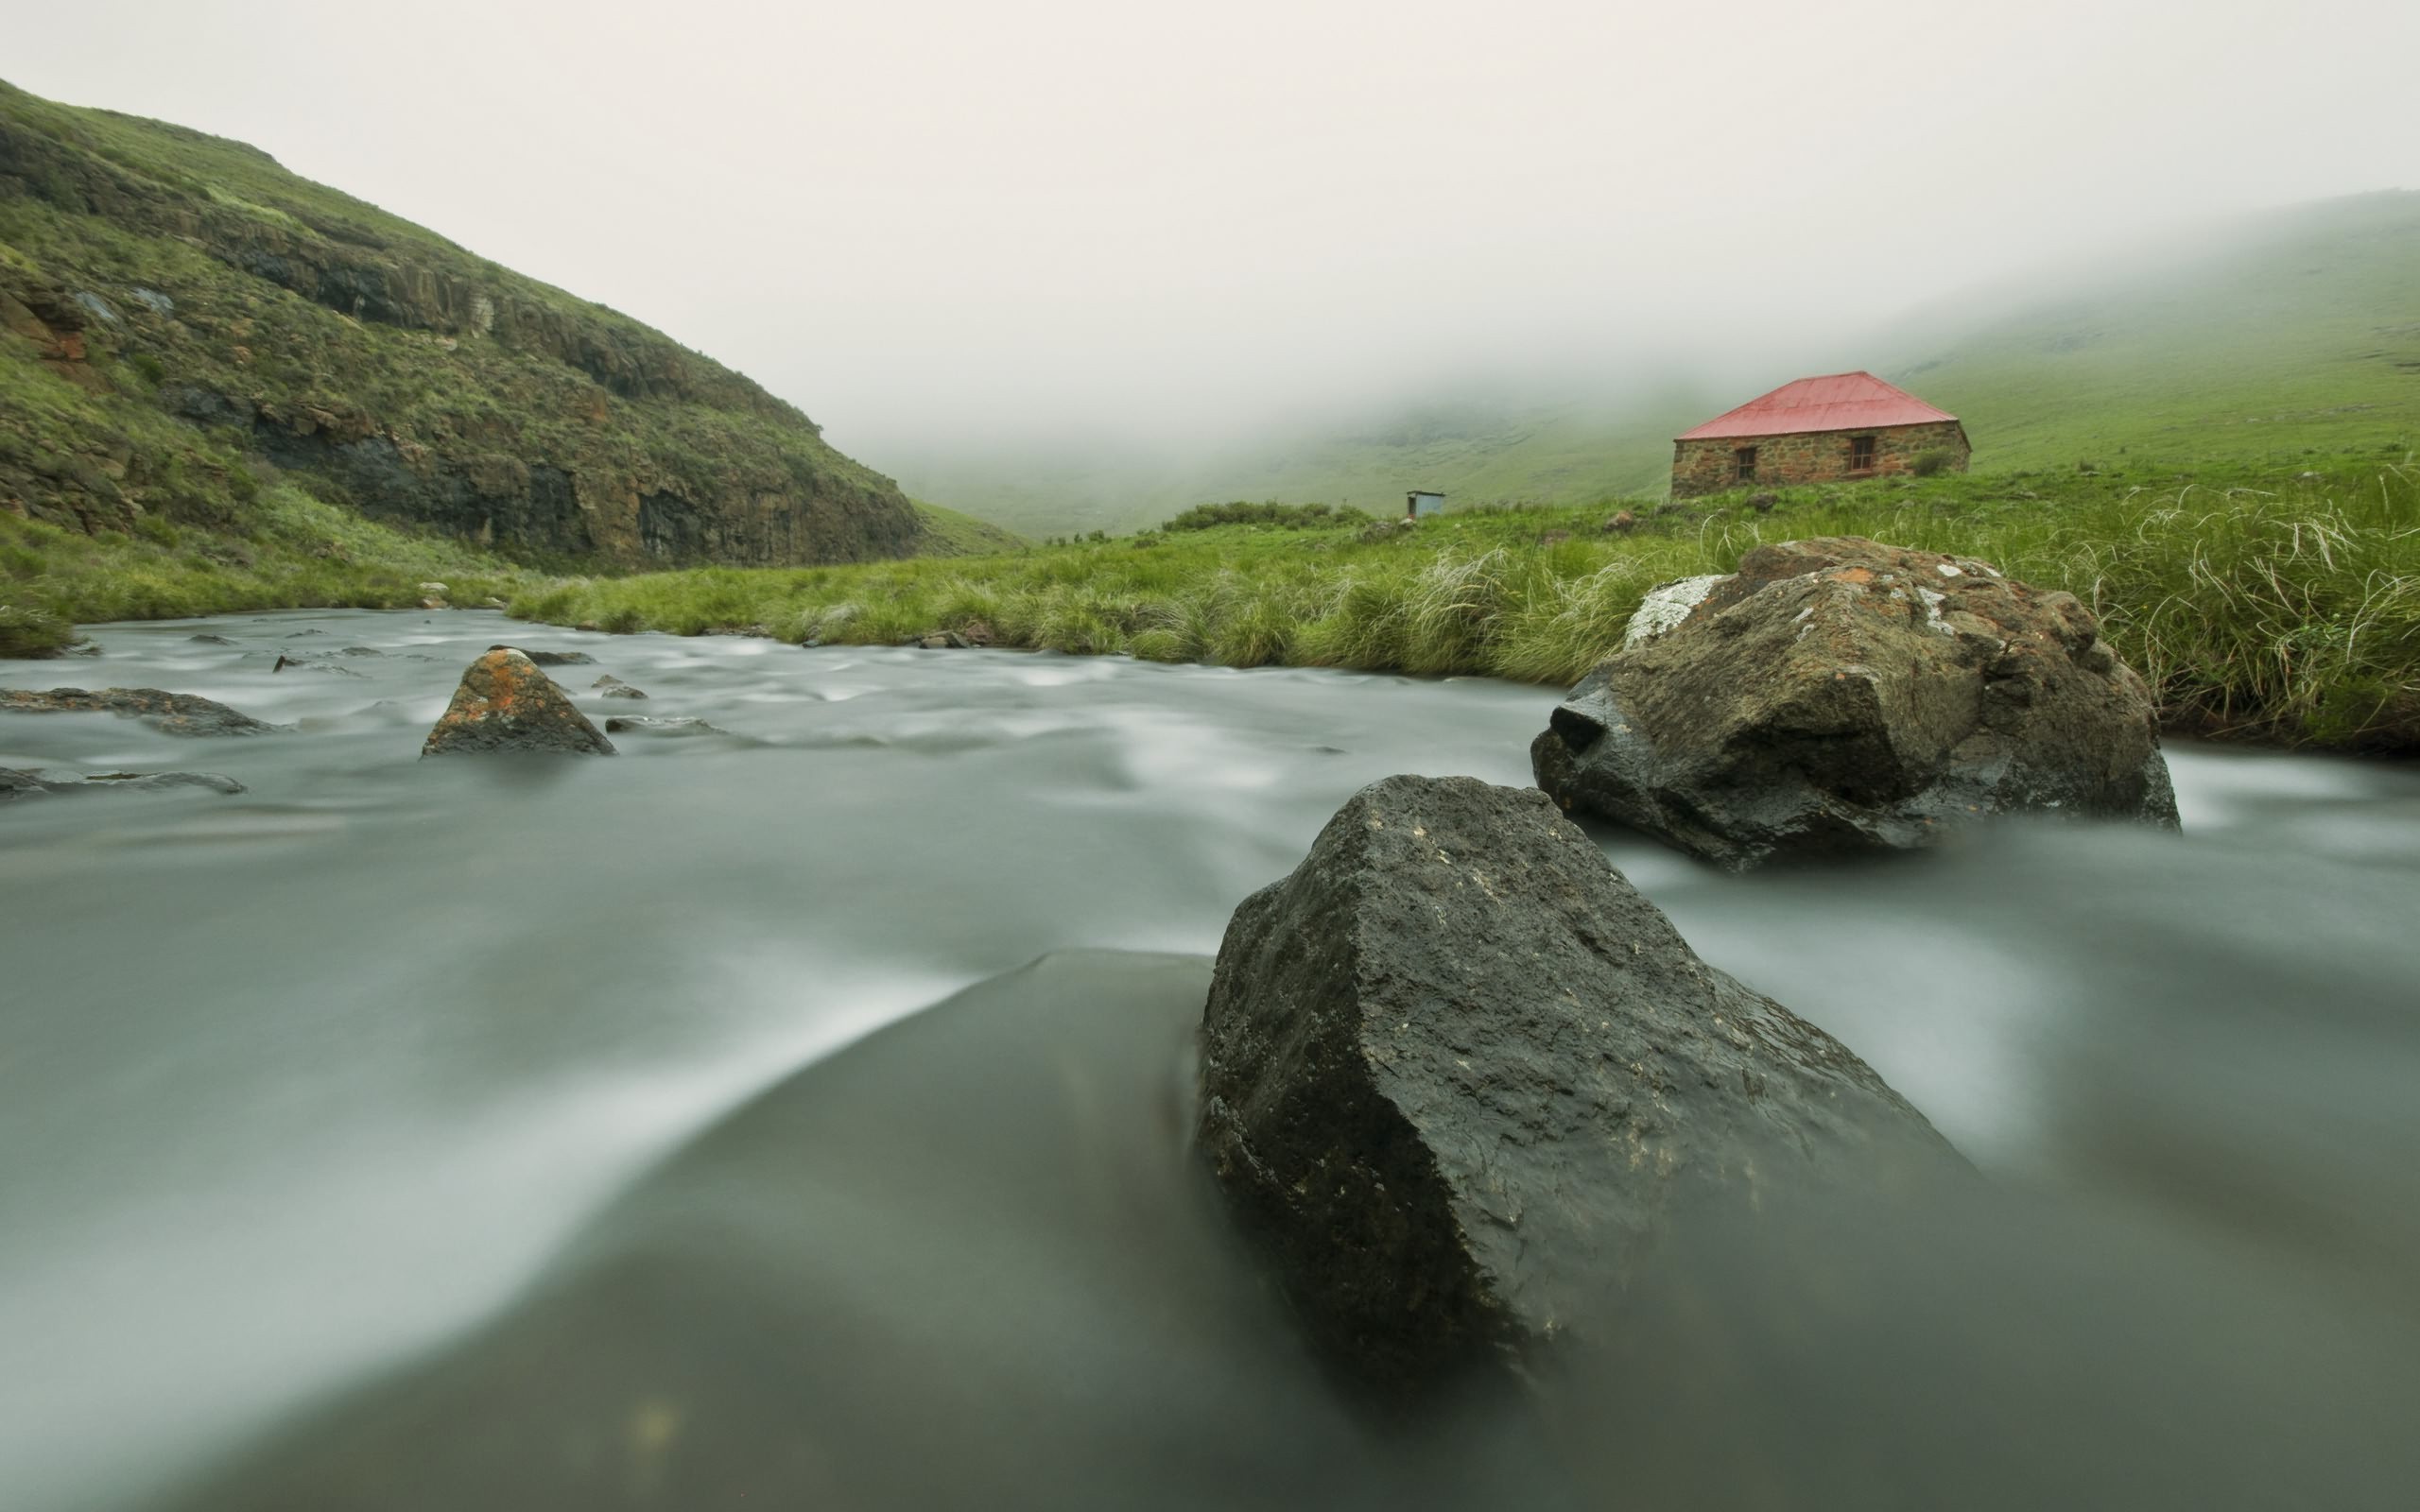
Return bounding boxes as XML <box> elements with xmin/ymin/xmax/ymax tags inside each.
<box><xmin>421</xmin><ymin>648</ymin><xmax>615</xmax><ymax>756</ymax></box>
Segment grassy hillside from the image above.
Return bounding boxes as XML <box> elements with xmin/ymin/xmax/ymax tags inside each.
<box><xmin>0</xmin><ymin>77</ymin><xmax>927</xmax><ymax>569</ymax></box>
<box><xmin>910</xmin><ymin>498</ymin><xmax>1028</xmax><ymax>557</ymax></box>
<box><xmin>506</xmin><ymin>452</ymin><xmax>2419</xmax><ymax>754</ymax></box>
<box><xmin>903</xmin><ymin>193</ymin><xmax>2420</xmax><ymax>540</ymax></box>
<box><xmin>1893</xmin><ymin>191</ymin><xmax>2420</xmax><ymax>469</ymax></box>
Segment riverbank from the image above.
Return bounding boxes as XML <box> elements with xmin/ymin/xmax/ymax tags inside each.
<box><xmin>502</xmin><ymin>455</ymin><xmax>2417</xmax><ymax>753</ymax></box>
<box><xmin>9</xmin><ymin>452</ymin><xmax>2412</xmax><ymax>751</ymax></box>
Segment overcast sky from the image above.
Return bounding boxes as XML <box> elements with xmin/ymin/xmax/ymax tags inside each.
<box><xmin>13</xmin><ymin>1</ymin><xmax>2418</xmax><ymax>459</ymax></box>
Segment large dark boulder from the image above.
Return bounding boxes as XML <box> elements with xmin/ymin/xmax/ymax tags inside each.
<box><xmin>0</xmin><ymin>686</ymin><xmax>278</xmax><ymax>735</ymax></box>
<box><xmin>1533</xmin><ymin>537</ymin><xmax>2178</xmax><ymax>869</ymax></box>
<box><xmin>421</xmin><ymin>648</ymin><xmax>614</xmax><ymax>756</ymax></box>
<box><xmin>1196</xmin><ymin>774</ymin><xmax>1954</xmax><ymax>1398</ymax></box>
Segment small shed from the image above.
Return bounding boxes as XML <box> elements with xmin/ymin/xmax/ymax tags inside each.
<box><xmin>1405</xmin><ymin>490</ymin><xmax>1445</xmax><ymax>519</ymax></box>
<box><xmin>1669</xmin><ymin>371</ymin><xmax>1969</xmax><ymax>499</ymax></box>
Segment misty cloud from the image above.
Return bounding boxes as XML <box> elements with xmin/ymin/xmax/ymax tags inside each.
<box><xmin>12</xmin><ymin>0</ymin><xmax>2416</xmax><ymax>461</ymax></box>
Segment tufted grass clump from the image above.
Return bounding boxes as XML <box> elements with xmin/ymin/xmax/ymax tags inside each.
<box><xmin>0</xmin><ymin>602</ymin><xmax>75</xmax><ymax>658</ymax></box>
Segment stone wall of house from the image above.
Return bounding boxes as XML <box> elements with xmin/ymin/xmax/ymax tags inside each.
<box><xmin>1670</xmin><ymin>421</ymin><xmax>1969</xmax><ymax>498</ymax></box>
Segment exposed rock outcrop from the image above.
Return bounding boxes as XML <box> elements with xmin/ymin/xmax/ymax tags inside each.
<box><xmin>0</xmin><ymin>685</ymin><xmax>278</xmax><ymax>735</ymax></box>
<box><xmin>1532</xmin><ymin>538</ymin><xmax>2179</xmax><ymax>869</ymax></box>
<box><xmin>1196</xmin><ymin>774</ymin><xmax>1955</xmax><ymax>1398</ymax></box>
<box><xmin>421</xmin><ymin>648</ymin><xmax>614</xmax><ymax>756</ymax></box>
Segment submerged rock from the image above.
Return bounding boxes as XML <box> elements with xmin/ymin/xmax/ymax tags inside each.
<box><xmin>494</xmin><ymin>645</ymin><xmax>595</xmax><ymax>667</ymax></box>
<box><xmin>2</xmin><ymin>766</ymin><xmax>246</xmax><ymax>800</ymax></box>
<box><xmin>603</xmin><ymin>715</ymin><xmax>731</xmax><ymax>738</ymax></box>
<box><xmin>0</xmin><ymin>686</ymin><xmax>278</xmax><ymax>736</ymax></box>
<box><xmin>1197</xmin><ymin>774</ymin><xmax>1954</xmax><ymax>1397</ymax></box>
<box><xmin>271</xmin><ymin>653</ymin><xmax>365</xmax><ymax>677</ymax></box>
<box><xmin>421</xmin><ymin>649</ymin><xmax>615</xmax><ymax>756</ymax></box>
<box><xmin>1532</xmin><ymin>537</ymin><xmax>2178</xmax><ymax>869</ymax></box>
<box><xmin>188</xmin><ymin>633</ymin><xmax>237</xmax><ymax>645</ymax></box>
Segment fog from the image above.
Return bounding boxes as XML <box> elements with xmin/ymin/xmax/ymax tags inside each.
<box><xmin>11</xmin><ymin>0</ymin><xmax>2417</xmax><ymax>464</ymax></box>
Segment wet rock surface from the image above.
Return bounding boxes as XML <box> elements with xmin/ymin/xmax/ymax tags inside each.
<box><xmin>2</xmin><ymin>766</ymin><xmax>247</xmax><ymax>799</ymax></box>
<box><xmin>1533</xmin><ymin>537</ymin><xmax>2179</xmax><ymax>869</ymax></box>
<box><xmin>421</xmin><ymin>649</ymin><xmax>615</xmax><ymax>756</ymax></box>
<box><xmin>0</xmin><ymin>686</ymin><xmax>280</xmax><ymax>736</ymax></box>
<box><xmin>1196</xmin><ymin>774</ymin><xmax>1955</xmax><ymax>1398</ymax></box>
<box><xmin>602</xmin><ymin>715</ymin><xmax>730</xmax><ymax>738</ymax></box>
<box><xmin>498</xmin><ymin>646</ymin><xmax>595</xmax><ymax>666</ymax></box>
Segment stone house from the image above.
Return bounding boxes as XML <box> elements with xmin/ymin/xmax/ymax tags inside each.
<box><xmin>1670</xmin><ymin>371</ymin><xmax>1969</xmax><ymax>498</ymax></box>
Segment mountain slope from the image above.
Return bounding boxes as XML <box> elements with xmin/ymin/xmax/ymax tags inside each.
<box><xmin>0</xmin><ymin>78</ymin><xmax>925</xmax><ymax>567</ymax></box>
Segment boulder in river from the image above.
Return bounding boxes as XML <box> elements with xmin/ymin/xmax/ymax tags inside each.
<box><xmin>1196</xmin><ymin>774</ymin><xmax>1956</xmax><ymax>1398</ymax></box>
<box><xmin>421</xmin><ymin>649</ymin><xmax>615</xmax><ymax>756</ymax></box>
<box><xmin>1531</xmin><ymin>537</ymin><xmax>2178</xmax><ymax>869</ymax></box>
<box><xmin>0</xmin><ymin>686</ymin><xmax>278</xmax><ymax>736</ymax></box>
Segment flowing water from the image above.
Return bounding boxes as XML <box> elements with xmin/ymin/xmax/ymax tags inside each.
<box><xmin>4</xmin><ymin>609</ymin><xmax>2417</xmax><ymax>1510</ymax></box>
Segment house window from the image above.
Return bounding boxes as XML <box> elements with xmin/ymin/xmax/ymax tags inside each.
<box><xmin>1735</xmin><ymin>446</ymin><xmax>1758</xmax><ymax>482</ymax></box>
<box><xmin>1849</xmin><ymin>435</ymin><xmax>1877</xmax><ymax>472</ymax></box>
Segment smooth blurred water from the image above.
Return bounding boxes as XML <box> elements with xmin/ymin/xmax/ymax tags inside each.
<box><xmin>3</xmin><ymin>610</ymin><xmax>2416</xmax><ymax>1510</ymax></box>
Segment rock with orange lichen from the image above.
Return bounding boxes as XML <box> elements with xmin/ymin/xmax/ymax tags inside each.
<box><xmin>421</xmin><ymin>648</ymin><xmax>615</xmax><ymax>756</ymax></box>
<box><xmin>1532</xmin><ymin>537</ymin><xmax>2177</xmax><ymax>869</ymax></box>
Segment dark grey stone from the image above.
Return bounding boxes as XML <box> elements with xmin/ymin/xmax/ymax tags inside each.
<box><xmin>1197</xmin><ymin>774</ymin><xmax>1956</xmax><ymax>1398</ymax></box>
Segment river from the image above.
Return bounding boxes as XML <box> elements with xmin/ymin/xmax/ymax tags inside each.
<box><xmin>4</xmin><ymin>609</ymin><xmax>2417</xmax><ymax>1509</ymax></box>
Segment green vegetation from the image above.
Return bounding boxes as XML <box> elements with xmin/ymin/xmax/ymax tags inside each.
<box><xmin>0</xmin><ymin>602</ymin><xmax>72</xmax><ymax>657</ymax></box>
<box><xmin>1903</xmin><ymin>193</ymin><xmax>2420</xmax><ymax>472</ymax></box>
<box><xmin>501</xmin><ymin>453</ymin><xmax>2419</xmax><ymax>753</ymax></box>
<box><xmin>2</xmin><ymin>476</ymin><xmax>544</xmax><ymax>646</ymax></box>
<box><xmin>0</xmin><ymin>77</ymin><xmax>921</xmax><ymax>569</ymax></box>
<box><xmin>1163</xmin><ymin>501</ymin><xmax>1371</xmax><ymax>532</ymax></box>
<box><xmin>909</xmin><ymin>498</ymin><xmax>1028</xmax><ymax>557</ymax></box>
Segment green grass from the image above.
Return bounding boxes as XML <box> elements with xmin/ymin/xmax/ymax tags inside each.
<box><xmin>909</xmin><ymin>498</ymin><xmax>1028</xmax><ymax>557</ymax></box>
<box><xmin>1899</xmin><ymin>192</ymin><xmax>2420</xmax><ymax>472</ymax></box>
<box><xmin>0</xmin><ymin>478</ymin><xmax>544</xmax><ymax>654</ymax></box>
<box><xmin>499</xmin><ymin>453</ymin><xmax>2420</xmax><ymax>753</ymax></box>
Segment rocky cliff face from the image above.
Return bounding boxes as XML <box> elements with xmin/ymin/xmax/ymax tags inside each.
<box><xmin>0</xmin><ymin>78</ymin><xmax>924</xmax><ymax>565</ymax></box>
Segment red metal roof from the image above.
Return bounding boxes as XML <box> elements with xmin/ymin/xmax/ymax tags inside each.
<box><xmin>1675</xmin><ymin>371</ymin><xmax>1958</xmax><ymax>441</ymax></box>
